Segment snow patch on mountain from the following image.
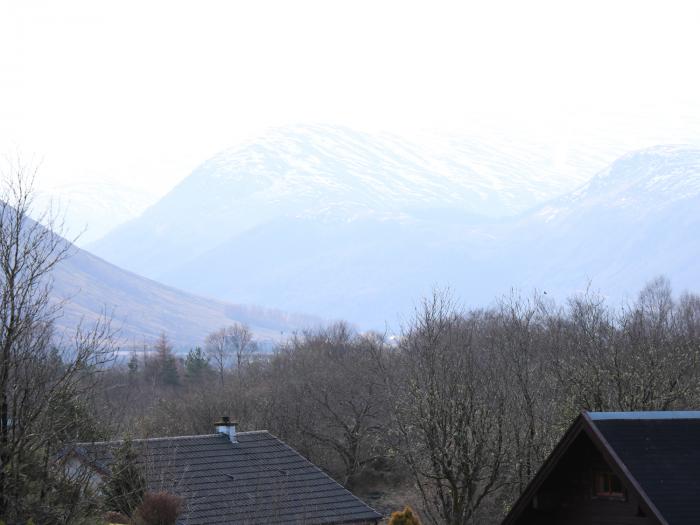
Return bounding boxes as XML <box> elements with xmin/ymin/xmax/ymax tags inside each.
<box><xmin>88</xmin><ymin>124</ymin><xmax>602</xmax><ymax>279</ymax></box>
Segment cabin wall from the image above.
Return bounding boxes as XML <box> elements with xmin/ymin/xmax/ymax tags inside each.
<box><xmin>513</xmin><ymin>433</ymin><xmax>659</xmax><ymax>525</ymax></box>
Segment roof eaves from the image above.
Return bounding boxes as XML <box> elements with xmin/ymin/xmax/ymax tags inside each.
<box><xmin>263</xmin><ymin>431</ymin><xmax>382</xmax><ymax>521</ymax></box>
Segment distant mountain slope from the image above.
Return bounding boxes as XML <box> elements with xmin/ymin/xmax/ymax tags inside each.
<box><xmin>36</xmin><ymin>180</ymin><xmax>158</xmax><ymax>245</ymax></box>
<box><xmin>87</xmin><ymin>124</ymin><xmax>594</xmax><ymax>279</ymax></box>
<box><xmin>51</xmin><ymin>244</ymin><xmax>320</xmax><ymax>348</ymax></box>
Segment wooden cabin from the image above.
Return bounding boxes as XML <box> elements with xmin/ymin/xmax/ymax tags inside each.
<box><xmin>503</xmin><ymin>411</ymin><xmax>700</xmax><ymax>525</ymax></box>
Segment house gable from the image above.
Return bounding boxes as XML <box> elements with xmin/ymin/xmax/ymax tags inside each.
<box><xmin>503</xmin><ymin>413</ymin><xmax>666</xmax><ymax>525</ymax></box>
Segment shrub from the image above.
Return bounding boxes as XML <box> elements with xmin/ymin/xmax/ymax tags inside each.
<box><xmin>104</xmin><ymin>510</ymin><xmax>131</xmax><ymax>524</ymax></box>
<box><xmin>388</xmin><ymin>506</ymin><xmax>421</xmax><ymax>525</ymax></box>
<box><xmin>134</xmin><ymin>492</ymin><xmax>183</xmax><ymax>525</ymax></box>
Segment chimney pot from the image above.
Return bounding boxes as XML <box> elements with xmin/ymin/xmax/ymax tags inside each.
<box><xmin>215</xmin><ymin>416</ymin><xmax>237</xmax><ymax>443</ymax></box>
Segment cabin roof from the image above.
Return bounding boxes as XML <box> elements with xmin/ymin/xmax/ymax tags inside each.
<box><xmin>593</xmin><ymin>415</ymin><xmax>700</xmax><ymax>525</ymax></box>
<box><xmin>503</xmin><ymin>411</ymin><xmax>700</xmax><ymax>525</ymax></box>
<box><xmin>589</xmin><ymin>410</ymin><xmax>700</xmax><ymax>420</ymax></box>
<box><xmin>72</xmin><ymin>431</ymin><xmax>381</xmax><ymax>525</ymax></box>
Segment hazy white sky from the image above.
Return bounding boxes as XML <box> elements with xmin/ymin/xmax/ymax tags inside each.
<box><xmin>1</xmin><ymin>0</ymin><xmax>700</xmax><ymax>197</ymax></box>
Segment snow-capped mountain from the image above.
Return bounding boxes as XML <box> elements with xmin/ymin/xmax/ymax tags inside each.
<box><xmin>87</xmin><ymin>126</ymin><xmax>700</xmax><ymax>328</ymax></box>
<box><xmin>87</xmin><ymin>124</ymin><xmax>601</xmax><ymax>279</ymax></box>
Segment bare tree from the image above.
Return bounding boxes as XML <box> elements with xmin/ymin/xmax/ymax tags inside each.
<box><xmin>614</xmin><ymin>277</ymin><xmax>699</xmax><ymax>409</ymax></box>
<box><xmin>488</xmin><ymin>292</ymin><xmax>560</xmax><ymax>497</ymax></box>
<box><xmin>229</xmin><ymin>322</ymin><xmax>255</xmax><ymax>373</ymax></box>
<box><xmin>0</xmin><ymin>165</ymin><xmax>116</xmax><ymax>522</ymax></box>
<box><xmin>282</xmin><ymin>324</ymin><xmax>388</xmax><ymax>486</ymax></box>
<box><xmin>205</xmin><ymin>323</ymin><xmax>255</xmax><ymax>386</ymax></box>
<box><xmin>392</xmin><ymin>292</ymin><xmax>506</xmax><ymax>525</ymax></box>
<box><xmin>548</xmin><ymin>278</ymin><xmax>700</xmax><ymax>414</ymax></box>
<box><xmin>205</xmin><ymin>327</ymin><xmax>231</xmax><ymax>388</ymax></box>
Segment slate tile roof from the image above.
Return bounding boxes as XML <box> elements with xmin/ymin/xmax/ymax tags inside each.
<box><xmin>75</xmin><ymin>430</ymin><xmax>382</xmax><ymax>525</ymax></box>
<box><xmin>591</xmin><ymin>414</ymin><xmax>700</xmax><ymax>525</ymax></box>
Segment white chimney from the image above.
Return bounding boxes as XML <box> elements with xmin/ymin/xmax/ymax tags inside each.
<box><xmin>215</xmin><ymin>416</ymin><xmax>237</xmax><ymax>443</ymax></box>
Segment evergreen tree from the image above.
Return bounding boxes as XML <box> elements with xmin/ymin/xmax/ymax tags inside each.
<box><xmin>103</xmin><ymin>439</ymin><xmax>146</xmax><ymax>517</ymax></box>
<box><xmin>160</xmin><ymin>357</ymin><xmax>180</xmax><ymax>387</ymax></box>
<box><xmin>184</xmin><ymin>347</ymin><xmax>210</xmax><ymax>381</ymax></box>
<box><xmin>153</xmin><ymin>334</ymin><xmax>180</xmax><ymax>387</ymax></box>
<box><xmin>128</xmin><ymin>353</ymin><xmax>139</xmax><ymax>378</ymax></box>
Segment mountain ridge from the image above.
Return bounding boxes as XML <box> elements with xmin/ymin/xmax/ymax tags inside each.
<box><xmin>86</xmin><ymin>127</ymin><xmax>700</xmax><ymax>329</ymax></box>
<box><xmin>87</xmin><ymin>124</ymin><xmax>596</xmax><ymax>278</ymax></box>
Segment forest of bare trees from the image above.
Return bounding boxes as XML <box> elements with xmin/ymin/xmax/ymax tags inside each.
<box><xmin>92</xmin><ymin>277</ymin><xmax>700</xmax><ymax>525</ymax></box>
<box><xmin>2</xmin><ymin>171</ymin><xmax>700</xmax><ymax>524</ymax></box>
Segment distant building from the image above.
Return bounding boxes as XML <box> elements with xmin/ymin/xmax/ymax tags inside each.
<box><xmin>66</xmin><ymin>417</ymin><xmax>382</xmax><ymax>524</ymax></box>
<box><xmin>503</xmin><ymin>411</ymin><xmax>700</xmax><ymax>525</ymax></box>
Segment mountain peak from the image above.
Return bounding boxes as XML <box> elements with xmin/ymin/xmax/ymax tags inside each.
<box><xmin>576</xmin><ymin>144</ymin><xmax>700</xmax><ymax>205</ymax></box>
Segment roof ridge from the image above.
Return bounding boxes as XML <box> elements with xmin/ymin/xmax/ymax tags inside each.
<box><xmin>76</xmin><ymin>430</ymin><xmax>273</xmax><ymax>447</ymax></box>
<box><xmin>588</xmin><ymin>410</ymin><xmax>700</xmax><ymax>421</ymax></box>
<box><xmin>75</xmin><ymin>433</ymin><xmax>225</xmax><ymax>446</ymax></box>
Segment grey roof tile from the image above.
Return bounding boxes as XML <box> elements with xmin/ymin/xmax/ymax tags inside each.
<box><xmin>76</xmin><ymin>431</ymin><xmax>381</xmax><ymax>525</ymax></box>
